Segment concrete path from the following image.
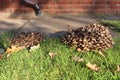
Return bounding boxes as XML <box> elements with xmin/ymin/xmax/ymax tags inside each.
<box><xmin>0</xmin><ymin>14</ymin><xmax>97</xmax><ymax>37</ymax></box>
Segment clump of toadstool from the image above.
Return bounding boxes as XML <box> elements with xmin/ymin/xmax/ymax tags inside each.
<box><xmin>61</xmin><ymin>24</ymin><xmax>114</xmax><ymax>52</ymax></box>
<box><xmin>5</xmin><ymin>32</ymin><xmax>43</xmax><ymax>56</ymax></box>
<box><xmin>11</xmin><ymin>32</ymin><xmax>43</xmax><ymax>48</ymax></box>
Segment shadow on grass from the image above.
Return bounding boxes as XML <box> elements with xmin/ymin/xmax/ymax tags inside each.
<box><xmin>0</xmin><ymin>42</ymin><xmax>5</xmax><ymax>49</ymax></box>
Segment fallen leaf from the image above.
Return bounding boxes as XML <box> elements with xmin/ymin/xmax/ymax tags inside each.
<box><xmin>5</xmin><ymin>45</ymin><xmax>24</xmax><ymax>54</ymax></box>
<box><xmin>5</xmin><ymin>45</ymin><xmax>25</xmax><ymax>58</ymax></box>
<box><xmin>86</xmin><ymin>62</ymin><xmax>100</xmax><ymax>71</ymax></box>
<box><xmin>49</xmin><ymin>52</ymin><xmax>57</xmax><ymax>59</ymax></box>
<box><xmin>72</xmin><ymin>55</ymin><xmax>84</xmax><ymax>62</ymax></box>
<box><xmin>116</xmin><ymin>65</ymin><xmax>120</xmax><ymax>72</ymax></box>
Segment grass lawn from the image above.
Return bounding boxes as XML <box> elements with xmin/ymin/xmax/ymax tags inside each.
<box><xmin>100</xmin><ymin>20</ymin><xmax>120</xmax><ymax>33</ymax></box>
<box><xmin>0</xmin><ymin>21</ymin><xmax>120</xmax><ymax>80</ymax></box>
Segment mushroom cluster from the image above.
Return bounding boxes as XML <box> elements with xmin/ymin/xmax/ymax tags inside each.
<box><xmin>5</xmin><ymin>32</ymin><xmax>43</xmax><ymax>57</ymax></box>
<box><xmin>61</xmin><ymin>24</ymin><xmax>114</xmax><ymax>52</ymax></box>
<box><xmin>11</xmin><ymin>32</ymin><xmax>43</xmax><ymax>48</ymax></box>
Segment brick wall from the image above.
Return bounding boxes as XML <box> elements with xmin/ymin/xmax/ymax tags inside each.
<box><xmin>0</xmin><ymin>0</ymin><xmax>120</xmax><ymax>14</ymax></box>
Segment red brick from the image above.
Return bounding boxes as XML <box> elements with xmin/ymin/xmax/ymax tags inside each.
<box><xmin>94</xmin><ymin>0</ymin><xmax>106</xmax><ymax>4</ymax></box>
<box><xmin>57</xmin><ymin>1</ymin><xmax>69</xmax><ymax>5</ymax></box>
<box><xmin>40</xmin><ymin>5</ymin><xmax>50</xmax><ymax>9</ymax></box>
<box><xmin>0</xmin><ymin>0</ymin><xmax>119</xmax><ymax>14</ymax></box>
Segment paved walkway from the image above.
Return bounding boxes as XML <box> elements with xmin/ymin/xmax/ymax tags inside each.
<box><xmin>0</xmin><ymin>14</ymin><xmax>97</xmax><ymax>37</ymax></box>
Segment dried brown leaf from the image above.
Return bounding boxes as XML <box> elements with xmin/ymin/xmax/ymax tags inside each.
<box><xmin>72</xmin><ymin>55</ymin><xmax>84</xmax><ymax>62</ymax></box>
<box><xmin>86</xmin><ymin>62</ymin><xmax>100</xmax><ymax>71</ymax></box>
<box><xmin>5</xmin><ymin>45</ymin><xmax>24</xmax><ymax>54</ymax></box>
<box><xmin>5</xmin><ymin>45</ymin><xmax>25</xmax><ymax>58</ymax></box>
<box><xmin>49</xmin><ymin>52</ymin><xmax>57</xmax><ymax>59</ymax></box>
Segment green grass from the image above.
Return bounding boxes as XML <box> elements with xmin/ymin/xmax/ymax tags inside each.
<box><xmin>100</xmin><ymin>20</ymin><xmax>120</xmax><ymax>32</ymax></box>
<box><xmin>0</xmin><ymin>38</ymin><xmax>120</xmax><ymax>80</ymax></box>
<box><xmin>0</xmin><ymin>20</ymin><xmax>120</xmax><ymax>80</ymax></box>
<box><xmin>0</xmin><ymin>32</ymin><xmax>11</xmax><ymax>49</ymax></box>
